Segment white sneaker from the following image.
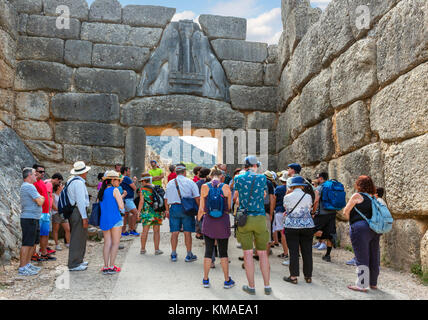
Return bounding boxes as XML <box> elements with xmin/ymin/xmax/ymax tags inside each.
<box><xmin>65</xmin><ymin>244</ymin><xmax>70</xmax><ymax>248</ymax></box>
<box><xmin>312</xmin><ymin>242</ymin><xmax>321</xmax><ymax>249</ymax></box>
<box><xmin>282</xmin><ymin>260</ymin><xmax>290</xmax><ymax>266</ymax></box>
<box><xmin>55</xmin><ymin>244</ymin><xmax>62</xmax><ymax>251</ymax></box>
<box><xmin>28</xmin><ymin>263</ymin><xmax>41</xmax><ymax>272</ymax></box>
<box><xmin>81</xmin><ymin>261</ymin><xmax>89</xmax><ymax>266</ymax></box>
<box><xmin>317</xmin><ymin>243</ymin><xmax>327</xmax><ymax>250</ymax></box>
<box><xmin>69</xmin><ymin>264</ymin><xmax>88</xmax><ymax>271</ymax></box>
<box><xmin>18</xmin><ymin>265</ymin><xmax>38</xmax><ymax>276</ymax></box>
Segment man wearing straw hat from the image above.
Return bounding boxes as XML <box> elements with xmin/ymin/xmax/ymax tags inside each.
<box><xmin>67</xmin><ymin>161</ymin><xmax>91</xmax><ymax>271</ymax></box>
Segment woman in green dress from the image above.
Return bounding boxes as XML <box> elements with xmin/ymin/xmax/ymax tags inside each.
<box><xmin>137</xmin><ymin>173</ymin><xmax>163</xmax><ymax>255</ymax></box>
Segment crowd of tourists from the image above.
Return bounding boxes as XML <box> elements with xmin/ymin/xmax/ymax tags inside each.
<box><xmin>18</xmin><ymin>155</ymin><xmax>392</xmax><ymax>294</ymax></box>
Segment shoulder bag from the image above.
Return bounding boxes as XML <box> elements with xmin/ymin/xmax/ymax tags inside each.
<box><xmin>175</xmin><ymin>179</ymin><xmax>198</xmax><ymax>217</ymax></box>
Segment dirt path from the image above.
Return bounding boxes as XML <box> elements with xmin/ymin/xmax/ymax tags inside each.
<box><xmin>1</xmin><ymin>224</ymin><xmax>427</xmax><ymax>300</ymax></box>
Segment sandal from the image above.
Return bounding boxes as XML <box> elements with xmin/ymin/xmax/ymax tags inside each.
<box><xmin>283</xmin><ymin>276</ymin><xmax>298</xmax><ymax>284</ymax></box>
<box><xmin>347</xmin><ymin>285</ymin><xmax>368</xmax><ymax>292</ymax></box>
<box><xmin>370</xmin><ymin>286</ymin><xmax>378</xmax><ymax>290</ymax></box>
<box><xmin>140</xmin><ymin>249</ymin><xmax>146</xmax><ymax>254</ymax></box>
<box><xmin>277</xmin><ymin>253</ymin><xmax>289</xmax><ymax>259</ymax></box>
<box><xmin>305</xmin><ymin>277</ymin><xmax>312</xmax><ymax>284</ymax></box>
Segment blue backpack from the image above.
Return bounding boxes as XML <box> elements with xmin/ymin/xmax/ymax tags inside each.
<box><xmin>207</xmin><ymin>182</ymin><xmax>225</xmax><ymax>218</ymax></box>
<box><xmin>58</xmin><ymin>177</ymin><xmax>80</xmax><ymax>219</ymax></box>
<box><xmin>321</xmin><ymin>179</ymin><xmax>347</xmax><ymax>211</ymax></box>
<box><xmin>355</xmin><ymin>193</ymin><xmax>394</xmax><ymax>234</ymax></box>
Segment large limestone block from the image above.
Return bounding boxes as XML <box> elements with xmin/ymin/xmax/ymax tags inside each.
<box><xmin>277</xmin><ymin>145</ymin><xmax>295</xmax><ymax>169</ymax></box>
<box><xmin>328</xmin><ymin>143</ymin><xmax>384</xmax><ymax>200</ymax></box>
<box><xmin>278</xmin><ymin>63</ymin><xmax>295</xmax><ymax>107</ymax></box>
<box><xmin>27</xmin><ymin>15</ymin><xmax>80</xmax><ymax>39</ymax></box>
<box><xmin>330</xmin><ymin>38</ymin><xmax>378</xmax><ymax>109</ymax></box>
<box><xmin>198</xmin><ymin>15</ymin><xmax>246</xmax><ymax>40</ymax></box>
<box><xmin>121</xmin><ymin>96</ymin><xmax>245</xmax><ymax>129</ymax></box>
<box><xmin>264</xmin><ymin>64</ymin><xmax>280</xmax><ymax>86</ymax></box>
<box><xmin>335</xmin><ymin>101</ymin><xmax>371</xmax><ymax>155</ymax></box>
<box><xmin>74</xmin><ymin>68</ymin><xmax>137</xmax><ymax>103</ymax></box>
<box><xmin>277</xmin><ymin>31</ymin><xmax>290</xmax><ymax>71</ymax></box>
<box><xmin>64</xmin><ymin>40</ymin><xmax>92</xmax><ymax>67</ymax></box>
<box><xmin>15</xmin><ymin>61</ymin><xmax>72</xmax><ymax>91</ymax></box>
<box><xmin>81</xmin><ymin>22</ymin><xmax>163</xmax><ymax>48</ymax></box>
<box><xmin>383</xmin><ymin>134</ymin><xmax>428</xmax><ymax>216</ymax></box>
<box><xmin>247</xmin><ymin>112</ymin><xmax>276</xmax><ymax>130</ymax></box>
<box><xmin>267</xmin><ymin>45</ymin><xmax>278</xmax><ymax>64</ymax></box>
<box><xmin>300</xmin><ymin>161</ymin><xmax>329</xmax><ymax>181</ymax></box>
<box><xmin>63</xmin><ymin>144</ymin><xmax>92</xmax><ymax>164</ymax></box>
<box><xmin>0</xmin><ymin>0</ymin><xmax>18</xmax><ymax>39</ymax></box>
<box><xmin>381</xmin><ymin>219</ymin><xmax>426</xmax><ymax>271</ymax></box>
<box><xmin>336</xmin><ymin>220</ymin><xmax>352</xmax><ymax>249</ymax></box>
<box><xmin>0</xmin><ymin>29</ymin><xmax>17</xmax><ymax>68</ymax></box>
<box><xmin>18</xmin><ymin>13</ymin><xmax>27</xmax><ymax>35</ymax></box>
<box><xmin>0</xmin><ymin>89</ymin><xmax>14</xmax><ymax>112</ymax></box>
<box><xmin>89</xmin><ymin>0</ymin><xmax>122</xmax><ymax>23</ymax></box>
<box><xmin>376</xmin><ymin>0</ymin><xmax>428</xmax><ymax>85</ymax></box>
<box><xmin>24</xmin><ymin>140</ymin><xmax>63</xmax><ymax>162</ymax></box>
<box><xmin>92</xmin><ymin>44</ymin><xmax>150</xmax><ymax>71</ymax></box>
<box><xmin>0</xmin><ymin>110</ymin><xmax>15</xmax><ymax>127</ymax></box>
<box><xmin>125</xmin><ymin>127</ymin><xmax>146</xmax><ymax>177</ymax></box>
<box><xmin>0</xmin><ymin>59</ymin><xmax>15</xmax><ymax>89</ymax></box>
<box><xmin>43</xmin><ymin>0</ymin><xmax>89</xmax><ymax>20</ymax></box>
<box><xmin>422</xmin><ymin>230</ymin><xmax>428</xmax><ymax>272</ymax></box>
<box><xmin>11</xmin><ymin>0</ymin><xmax>43</xmax><ymax>14</ymax></box>
<box><xmin>230</xmin><ymin>86</ymin><xmax>278</xmax><ymax>112</ymax></box>
<box><xmin>52</xmin><ymin>93</ymin><xmax>120</xmax><ymax>122</ymax></box>
<box><xmin>92</xmin><ymin>147</ymin><xmax>124</xmax><ymax>166</ymax></box>
<box><xmin>276</xmin><ymin>97</ymin><xmax>301</xmax><ymax>151</ymax></box>
<box><xmin>16</xmin><ymin>36</ymin><xmax>64</xmax><ymax>63</ymax></box>
<box><xmin>55</xmin><ymin>122</ymin><xmax>125</xmax><ymax>147</ymax></box>
<box><xmin>371</xmin><ymin>62</ymin><xmax>428</xmax><ymax>142</ymax></box>
<box><xmin>15</xmin><ymin>120</ymin><xmax>53</xmax><ymax>140</ymax></box>
<box><xmin>15</xmin><ymin>92</ymin><xmax>49</xmax><ymax>121</ymax></box>
<box><xmin>122</xmin><ymin>5</ymin><xmax>175</xmax><ymax>28</ymax></box>
<box><xmin>211</xmin><ymin>39</ymin><xmax>268</xmax><ymax>63</ymax></box>
<box><xmin>222</xmin><ymin>61</ymin><xmax>263</xmax><ymax>86</ymax></box>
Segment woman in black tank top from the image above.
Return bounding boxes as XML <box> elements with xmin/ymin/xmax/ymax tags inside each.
<box><xmin>349</xmin><ymin>193</ymin><xmax>372</xmax><ymax>225</ymax></box>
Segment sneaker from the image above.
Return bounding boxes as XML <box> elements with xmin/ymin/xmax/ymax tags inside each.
<box><xmin>119</xmin><ymin>244</ymin><xmax>125</xmax><ymax>250</ymax></box>
<box><xmin>108</xmin><ymin>266</ymin><xmax>121</xmax><ymax>274</ymax></box>
<box><xmin>346</xmin><ymin>257</ymin><xmax>357</xmax><ymax>266</ymax></box>
<box><xmin>41</xmin><ymin>254</ymin><xmax>57</xmax><ymax>261</ymax></box>
<box><xmin>317</xmin><ymin>243</ymin><xmax>327</xmax><ymax>250</ymax></box>
<box><xmin>121</xmin><ymin>232</ymin><xmax>130</xmax><ymax>236</ymax></box>
<box><xmin>130</xmin><ymin>230</ymin><xmax>140</xmax><ymax>236</ymax></box>
<box><xmin>171</xmin><ymin>253</ymin><xmax>177</xmax><ymax>262</ymax></box>
<box><xmin>101</xmin><ymin>267</ymin><xmax>110</xmax><ymax>275</ymax></box>
<box><xmin>155</xmin><ymin>250</ymin><xmax>164</xmax><ymax>255</ymax></box>
<box><xmin>65</xmin><ymin>243</ymin><xmax>70</xmax><ymax>248</ymax></box>
<box><xmin>46</xmin><ymin>247</ymin><xmax>56</xmax><ymax>255</ymax></box>
<box><xmin>264</xmin><ymin>287</ymin><xmax>272</xmax><ymax>295</ymax></box>
<box><xmin>312</xmin><ymin>242</ymin><xmax>321</xmax><ymax>249</ymax></box>
<box><xmin>322</xmin><ymin>255</ymin><xmax>331</xmax><ymax>262</ymax></box>
<box><xmin>224</xmin><ymin>277</ymin><xmax>235</xmax><ymax>289</ymax></box>
<box><xmin>242</xmin><ymin>285</ymin><xmax>256</xmax><ymax>295</ymax></box>
<box><xmin>203</xmin><ymin>278</ymin><xmax>210</xmax><ymax>288</ymax></box>
<box><xmin>236</xmin><ymin>244</ymin><xmax>242</xmax><ymax>249</ymax></box>
<box><xmin>282</xmin><ymin>260</ymin><xmax>290</xmax><ymax>266</ymax></box>
<box><xmin>18</xmin><ymin>265</ymin><xmax>37</xmax><ymax>276</ymax></box>
<box><xmin>27</xmin><ymin>263</ymin><xmax>41</xmax><ymax>272</ymax></box>
<box><xmin>55</xmin><ymin>244</ymin><xmax>62</xmax><ymax>251</ymax></box>
<box><xmin>185</xmin><ymin>254</ymin><xmax>197</xmax><ymax>262</ymax></box>
<box><xmin>31</xmin><ymin>253</ymin><xmax>42</xmax><ymax>262</ymax></box>
<box><xmin>69</xmin><ymin>264</ymin><xmax>88</xmax><ymax>271</ymax></box>
<box><xmin>81</xmin><ymin>261</ymin><xmax>89</xmax><ymax>266</ymax></box>
<box><xmin>140</xmin><ymin>249</ymin><xmax>147</xmax><ymax>255</ymax></box>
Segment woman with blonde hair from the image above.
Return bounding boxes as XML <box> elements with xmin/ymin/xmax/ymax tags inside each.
<box><xmin>98</xmin><ymin>171</ymin><xmax>125</xmax><ymax>274</ymax></box>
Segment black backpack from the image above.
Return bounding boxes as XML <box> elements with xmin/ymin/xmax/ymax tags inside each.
<box><xmin>58</xmin><ymin>177</ymin><xmax>80</xmax><ymax>219</ymax></box>
<box><xmin>303</xmin><ymin>180</ymin><xmax>315</xmax><ymax>203</ymax></box>
<box><xmin>135</xmin><ymin>186</ymin><xmax>165</xmax><ymax>212</ymax></box>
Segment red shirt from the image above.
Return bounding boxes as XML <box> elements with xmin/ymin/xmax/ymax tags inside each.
<box><xmin>193</xmin><ymin>176</ymin><xmax>200</xmax><ymax>182</ymax></box>
<box><xmin>34</xmin><ymin>179</ymin><xmax>49</xmax><ymax>213</ymax></box>
<box><xmin>167</xmin><ymin>172</ymin><xmax>177</xmax><ymax>182</ymax></box>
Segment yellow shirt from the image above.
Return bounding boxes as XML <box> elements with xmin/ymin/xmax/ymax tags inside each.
<box><xmin>149</xmin><ymin>168</ymin><xmax>163</xmax><ymax>187</ymax></box>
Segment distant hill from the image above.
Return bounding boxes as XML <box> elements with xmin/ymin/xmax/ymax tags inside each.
<box><xmin>146</xmin><ymin>136</ymin><xmax>216</xmax><ymax>168</ymax></box>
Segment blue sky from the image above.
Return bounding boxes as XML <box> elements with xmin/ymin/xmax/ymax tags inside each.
<box><xmin>87</xmin><ymin>0</ymin><xmax>331</xmax><ymax>44</ymax></box>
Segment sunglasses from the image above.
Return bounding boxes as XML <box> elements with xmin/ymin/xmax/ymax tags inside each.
<box><xmin>37</xmin><ymin>170</ymin><xmax>45</xmax><ymax>174</ymax></box>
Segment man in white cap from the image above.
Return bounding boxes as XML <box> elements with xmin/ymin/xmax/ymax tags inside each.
<box><xmin>67</xmin><ymin>161</ymin><xmax>91</xmax><ymax>271</ymax></box>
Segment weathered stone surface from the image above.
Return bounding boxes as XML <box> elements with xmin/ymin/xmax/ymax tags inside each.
<box><xmin>43</xmin><ymin>0</ymin><xmax>89</xmax><ymax>20</ymax></box>
<box><xmin>121</xmin><ymin>95</ymin><xmax>245</xmax><ymax>129</ymax></box>
<box><xmin>89</xmin><ymin>0</ymin><xmax>122</xmax><ymax>23</ymax></box>
<box><xmin>278</xmin><ymin>62</ymin><xmax>294</xmax><ymax>107</ymax></box>
<box><xmin>0</xmin><ymin>110</ymin><xmax>14</xmax><ymax>127</ymax></box>
<box><xmin>211</xmin><ymin>39</ymin><xmax>268</xmax><ymax>63</ymax></box>
<box><xmin>63</xmin><ymin>144</ymin><xmax>92</xmax><ymax>164</ymax></box>
<box><xmin>0</xmin><ymin>123</ymin><xmax>37</xmax><ymax>262</ymax></box>
<box><xmin>11</xmin><ymin>0</ymin><xmax>42</xmax><ymax>14</ymax></box>
<box><xmin>25</xmin><ymin>140</ymin><xmax>63</xmax><ymax>162</ymax></box>
<box><xmin>277</xmin><ymin>144</ymin><xmax>294</xmax><ymax>169</ymax></box>
<box><xmin>0</xmin><ymin>89</ymin><xmax>14</xmax><ymax>112</ymax></box>
<box><xmin>276</xmin><ymin>97</ymin><xmax>299</xmax><ymax>151</ymax></box>
<box><xmin>371</xmin><ymin>62</ymin><xmax>428</xmax><ymax>142</ymax></box>
<box><xmin>381</xmin><ymin>219</ymin><xmax>426</xmax><ymax>271</ymax></box>
<box><xmin>92</xmin><ymin>44</ymin><xmax>150</xmax><ymax>71</ymax></box>
<box><xmin>267</xmin><ymin>45</ymin><xmax>278</xmax><ymax>64</ymax></box>
<box><xmin>18</xmin><ymin>13</ymin><xmax>28</xmax><ymax>34</ymax></box>
<box><xmin>125</xmin><ymin>127</ymin><xmax>146</xmax><ymax>177</ymax></box>
<box><xmin>222</xmin><ymin>61</ymin><xmax>263</xmax><ymax>86</ymax></box>
<box><xmin>328</xmin><ymin>143</ymin><xmax>384</xmax><ymax>200</ymax></box>
<box><xmin>247</xmin><ymin>112</ymin><xmax>276</xmax><ymax>130</ymax></box>
<box><xmin>55</xmin><ymin>122</ymin><xmax>125</xmax><ymax>147</ymax></box>
<box><xmin>0</xmin><ymin>0</ymin><xmax>18</xmax><ymax>39</ymax></box>
<box><xmin>74</xmin><ymin>68</ymin><xmax>137</xmax><ymax>103</ymax></box>
<box><xmin>51</xmin><ymin>93</ymin><xmax>120</xmax><ymax>122</ymax></box>
<box><xmin>198</xmin><ymin>15</ymin><xmax>246</xmax><ymax>40</ymax></box>
<box><xmin>376</xmin><ymin>0</ymin><xmax>428</xmax><ymax>85</ymax></box>
<box><xmin>383</xmin><ymin>134</ymin><xmax>428</xmax><ymax>216</ymax></box>
<box><xmin>15</xmin><ymin>120</ymin><xmax>53</xmax><ymax>140</ymax></box>
<box><xmin>299</xmin><ymin>68</ymin><xmax>332</xmax><ymax>128</ymax></box>
<box><xmin>0</xmin><ymin>29</ymin><xmax>17</xmax><ymax>68</ymax></box>
<box><xmin>64</xmin><ymin>40</ymin><xmax>92</xmax><ymax>67</ymax></box>
<box><xmin>92</xmin><ymin>147</ymin><xmax>124</xmax><ymax>166</ymax></box>
<box><xmin>230</xmin><ymin>86</ymin><xmax>278</xmax><ymax>112</ymax></box>
<box><xmin>27</xmin><ymin>15</ymin><xmax>80</xmax><ymax>40</ymax></box>
<box><xmin>247</xmin><ymin>113</ymin><xmax>277</xmax><ymax>155</ymax></box>
<box><xmin>138</xmin><ymin>21</ymin><xmax>230</xmax><ymax>102</ymax></box>
<box><xmin>122</xmin><ymin>5</ymin><xmax>175</xmax><ymax>28</ymax></box>
<box><xmin>330</xmin><ymin>38</ymin><xmax>378</xmax><ymax>109</ymax></box>
<box><xmin>422</xmin><ymin>230</ymin><xmax>428</xmax><ymax>272</ymax></box>
<box><xmin>81</xmin><ymin>22</ymin><xmax>163</xmax><ymax>48</ymax></box>
<box><xmin>335</xmin><ymin>101</ymin><xmax>371</xmax><ymax>155</ymax></box>
<box><xmin>16</xmin><ymin>36</ymin><xmax>64</xmax><ymax>62</ymax></box>
<box><xmin>264</xmin><ymin>63</ymin><xmax>280</xmax><ymax>86</ymax></box>
<box><xmin>300</xmin><ymin>161</ymin><xmax>329</xmax><ymax>182</ymax></box>
<box><xmin>0</xmin><ymin>60</ymin><xmax>15</xmax><ymax>89</ymax></box>
<box><xmin>277</xmin><ymin>31</ymin><xmax>290</xmax><ymax>71</ymax></box>
<box><xmin>15</xmin><ymin>61</ymin><xmax>72</xmax><ymax>91</ymax></box>
<box><xmin>336</xmin><ymin>220</ymin><xmax>352</xmax><ymax>249</ymax></box>
<box><xmin>15</xmin><ymin>92</ymin><xmax>49</xmax><ymax>121</ymax></box>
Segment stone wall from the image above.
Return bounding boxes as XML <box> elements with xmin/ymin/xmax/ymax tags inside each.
<box><xmin>277</xmin><ymin>0</ymin><xmax>428</xmax><ymax>272</ymax></box>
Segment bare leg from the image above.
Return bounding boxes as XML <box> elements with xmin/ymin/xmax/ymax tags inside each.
<box><xmin>243</xmin><ymin>249</ymin><xmax>255</xmax><ymax>288</ymax></box>
<box><xmin>122</xmin><ymin>213</ymin><xmax>128</xmax><ymax>233</ymax></box>
<box><xmin>281</xmin><ymin>230</ymin><xmax>289</xmax><ymax>255</ymax></box>
<box><xmin>220</xmin><ymin>257</ymin><xmax>229</xmax><ymax>281</ymax></box>
<box><xmin>140</xmin><ymin>225</ymin><xmax>150</xmax><ymax>251</ymax></box>
<box><xmin>53</xmin><ymin>223</ymin><xmax>60</xmax><ymax>246</ymax></box>
<box><xmin>40</xmin><ymin>235</ymin><xmax>48</xmax><ymax>255</ymax></box>
<box><xmin>171</xmin><ymin>231</ymin><xmax>179</xmax><ymax>252</ymax></box>
<box><xmin>203</xmin><ymin>258</ymin><xmax>211</xmax><ymax>280</ymax></box>
<box><xmin>20</xmin><ymin>246</ymin><xmax>31</xmax><ymax>267</ymax></box>
<box><xmin>153</xmin><ymin>225</ymin><xmax>160</xmax><ymax>251</ymax></box>
<box><xmin>184</xmin><ymin>231</ymin><xmax>192</xmax><ymax>253</ymax></box>
<box><xmin>257</xmin><ymin>250</ymin><xmax>271</xmax><ymax>286</ymax></box>
<box><xmin>109</xmin><ymin>227</ymin><xmax>122</xmax><ymax>266</ymax></box>
<box><xmin>273</xmin><ymin>231</ymin><xmax>279</xmax><ymax>245</ymax></box>
<box><xmin>103</xmin><ymin>230</ymin><xmax>112</xmax><ymax>267</ymax></box>
<box><xmin>130</xmin><ymin>209</ymin><xmax>138</xmax><ymax>231</ymax></box>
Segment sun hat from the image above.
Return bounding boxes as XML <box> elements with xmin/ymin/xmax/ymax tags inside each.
<box><xmin>288</xmin><ymin>176</ymin><xmax>307</xmax><ymax>187</ymax></box>
<box><xmin>287</xmin><ymin>163</ymin><xmax>302</xmax><ymax>174</ymax></box>
<box><xmin>264</xmin><ymin>171</ymin><xmax>275</xmax><ymax>181</ymax></box>
<box><xmin>102</xmin><ymin>170</ymin><xmax>123</xmax><ymax>181</ymax></box>
<box><xmin>244</xmin><ymin>155</ymin><xmax>261</xmax><ymax>167</ymax></box>
<box><xmin>70</xmin><ymin>161</ymin><xmax>91</xmax><ymax>175</ymax></box>
<box><xmin>279</xmin><ymin>172</ymin><xmax>289</xmax><ymax>182</ymax></box>
<box><xmin>139</xmin><ymin>172</ymin><xmax>152</xmax><ymax>182</ymax></box>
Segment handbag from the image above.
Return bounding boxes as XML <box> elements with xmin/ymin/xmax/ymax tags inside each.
<box><xmin>89</xmin><ymin>202</ymin><xmax>101</xmax><ymax>227</ymax></box>
<box><xmin>175</xmin><ymin>179</ymin><xmax>198</xmax><ymax>217</ymax></box>
<box><xmin>236</xmin><ymin>176</ymin><xmax>257</xmax><ymax>227</ymax></box>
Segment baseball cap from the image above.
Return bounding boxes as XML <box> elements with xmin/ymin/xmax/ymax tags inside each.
<box><xmin>287</xmin><ymin>163</ymin><xmax>302</xmax><ymax>174</ymax></box>
<box><xmin>244</xmin><ymin>155</ymin><xmax>261</xmax><ymax>167</ymax></box>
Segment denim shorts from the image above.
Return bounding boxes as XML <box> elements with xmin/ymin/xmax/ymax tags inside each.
<box><xmin>169</xmin><ymin>204</ymin><xmax>195</xmax><ymax>233</ymax></box>
<box><xmin>113</xmin><ymin>219</ymin><xmax>124</xmax><ymax>228</ymax></box>
<box><xmin>40</xmin><ymin>216</ymin><xmax>51</xmax><ymax>236</ymax></box>
<box><xmin>124</xmin><ymin>198</ymin><xmax>137</xmax><ymax>212</ymax></box>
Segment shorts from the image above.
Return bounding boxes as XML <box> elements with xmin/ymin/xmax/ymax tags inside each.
<box><xmin>313</xmin><ymin>214</ymin><xmax>336</xmax><ymax>240</ymax></box>
<box><xmin>124</xmin><ymin>198</ymin><xmax>137</xmax><ymax>212</ymax></box>
<box><xmin>52</xmin><ymin>213</ymin><xmax>68</xmax><ymax>224</ymax></box>
<box><xmin>40</xmin><ymin>213</ymin><xmax>50</xmax><ymax>236</ymax></box>
<box><xmin>113</xmin><ymin>219</ymin><xmax>124</xmax><ymax>228</ymax></box>
<box><xmin>21</xmin><ymin>218</ymin><xmax>40</xmax><ymax>246</ymax></box>
<box><xmin>236</xmin><ymin>215</ymin><xmax>269</xmax><ymax>251</ymax></box>
<box><xmin>169</xmin><ymin>204</ymin><xmax>195</xmax><ymax>233</ymax></box>
<box><xmin>273</xmin><ymin>211</ymin><xmax>285</xmax><ymax>232</ymax></box>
